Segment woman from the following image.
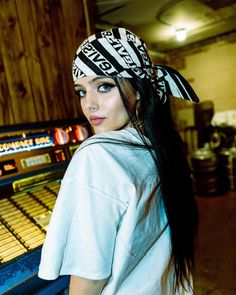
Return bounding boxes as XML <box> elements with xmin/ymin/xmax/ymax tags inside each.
<box><xmin>38</xmin><ymin>27</ymin><xmax>199</xmax><ymax>294</ymax></box>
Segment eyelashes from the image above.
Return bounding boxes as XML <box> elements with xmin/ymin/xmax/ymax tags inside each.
<box><xmin>98</xmin><ymin>83</ymin><xmax>116</xmax><ymax>92</ymax></box>
<box><xmin>74</xmin><ymin>82</ymin><xmax>117</xmax><ymax>99</ymax></box>
<box><xmin>74</xmin><ymin>89</ymin><xmax>85</xmax><ymax>99</ymax></box>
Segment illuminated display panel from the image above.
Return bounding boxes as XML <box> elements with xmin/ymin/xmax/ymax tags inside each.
<box><xmin>74</xmin><ymin>126</ymin><xmax>89</xmax><ymax>142</ymax></box>
<box><xmin>0</xmin><ymin>134</ymin><xmax>53</xmax><ymax>156</ymax></box>
<box><xmin>21</xmin><ymin>153</ymin><xmax>51</xmax><ymax>169</ymax></box>
<box><xmin>0</xmin><ymin>160</ymin><xmax>18</xmax><ymax>177</ymax></box>
<box><xmin>53</xmin><ymin>129</ymin><xmax>70</xmax><ymax>145</ymax></box>
<box><xmin>54</xmin><ymin>149</ymin><xmax>67</xmax><ymax>163</ymax></box>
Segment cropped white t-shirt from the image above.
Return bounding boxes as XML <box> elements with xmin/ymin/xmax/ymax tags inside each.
<box><xmin>38</xmin><ymin>127</ymin><xmax>192</xmax><ymax>294</ymax></box>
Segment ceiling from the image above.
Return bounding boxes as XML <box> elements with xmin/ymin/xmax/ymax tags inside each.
<box><xmin>94</xmin><ymin>0</ymin><xmax>236</xmax><ymax>53</ymax></box>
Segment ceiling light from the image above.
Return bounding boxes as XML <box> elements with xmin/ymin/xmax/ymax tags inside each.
<box><xmin>176</xmin><ymin>28</ymin><xmax>187</xmax><ymax>41</ymax></box>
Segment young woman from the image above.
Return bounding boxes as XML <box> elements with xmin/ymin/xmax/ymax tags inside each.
<box><xmin>38</xmin><ymin>27</ymin><xmax>199</xmax><ymax>294</ymax></box>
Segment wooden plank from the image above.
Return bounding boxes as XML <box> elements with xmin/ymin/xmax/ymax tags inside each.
<box><xmin>0</xmin><ymin>49</ymin><xmax>15</xmax><ymax>125</ymax></box>
<box><xmin>0</xmin><ymin>0</ymin><xmax>37</xmax><ymax>124</ymax></box>
<box><xmin>15</xmin><ymin>0</ymin><xmax>50</xmax><ymax>122</ymax></box>
<box><xmin>0</xmin><ymin>9</ymin><xmax>15</xmax><ymax>126</ymax></box>
<box><xmin>61</xmin><ymin>0</ymin><xmax>91</xmax><ymax>54</ymax></box>
<box><xmin>29</xmin><ymin>0</ymin><xmax>68</xmax><ymax>120</ymax></box>
<box><xmin>50</xmin><ymin>0</ymin><xmax>75</xmax><ymax>118</ymax></box>
<box><xmin>61</xmin><ymin>0</ymin><xmax>94</xmax><ymax>119</ymax></box>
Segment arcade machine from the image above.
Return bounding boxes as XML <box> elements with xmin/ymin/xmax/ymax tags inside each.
<box><xmin>0</xmin><ymin>119</ymin><xmax>91</xmax><ymax>295</ymax></box>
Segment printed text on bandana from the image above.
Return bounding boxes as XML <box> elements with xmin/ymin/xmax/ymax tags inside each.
<box><xmin>105</xmin><ymin>38</ymin><xmax>136</xmax><ymax>67</ymax></box>
<box><xmin>82</xmin><ymin>44</ymin><xmax>117</xmax><ymax>75</ymax></box>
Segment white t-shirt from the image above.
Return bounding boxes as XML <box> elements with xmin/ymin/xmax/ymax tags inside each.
<box><xmin>38</xmin><ymin>128</ymin><xmax>192</xmax><ymax>294</ymax></box>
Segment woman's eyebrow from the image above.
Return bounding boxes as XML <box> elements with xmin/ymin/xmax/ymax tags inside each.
<box><xmin>74</xmin><ymin>76</ymin><xmax>112</xmax><ymax>88</ymax></box>
<box><xmin>91</xmin><ymin>76</ymin><xmax>108</xmax><ymax>83</ymax></box>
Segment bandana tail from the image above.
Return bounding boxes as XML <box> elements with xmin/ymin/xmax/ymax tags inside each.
<box><xmin>155</xmin><ymin>65</ymin><xmax>200</xmax><ymax>103</ymax></box>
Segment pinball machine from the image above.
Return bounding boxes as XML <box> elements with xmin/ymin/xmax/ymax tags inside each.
<box><xmin>0</xmin><ymin>119</ymin><xmax>91</xmax><ymax>295</ymax></box>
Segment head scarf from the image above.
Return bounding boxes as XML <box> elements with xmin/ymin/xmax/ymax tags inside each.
<box><xmin>72</xmin><ymin>27</ymin><xmax>199</xmax><ymax>103</ymax></box>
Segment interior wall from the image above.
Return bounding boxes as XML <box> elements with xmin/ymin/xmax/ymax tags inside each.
<box><xmin>179</xmin><ymin>40</ymin><xmax>236</xmax><ymax>112</ymax></box>
<box><xmin>168</xmin><ymin>36</ymin><xmax>236</xmax><ymax>132</ymax></box>
<box><xmin>0</xmin><ymin>0</ymin><xmax>94</xmax><ymax>126</ymax></box>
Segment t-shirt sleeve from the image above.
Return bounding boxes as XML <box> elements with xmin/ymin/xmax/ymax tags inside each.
<box><xmin>38</xmin><ymin>143</ymin><xmax>127</xmax><ymax>280</ymax></box>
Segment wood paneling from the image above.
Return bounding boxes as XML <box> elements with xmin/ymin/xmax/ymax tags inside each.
<box><xmin>0</xmin><ymin>0</ymin><xmax>93</xmax><ymax>126</ymax></box>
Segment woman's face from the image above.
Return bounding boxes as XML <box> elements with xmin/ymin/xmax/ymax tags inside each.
<box><xmin>74</xmin><ymin>76</ymin><xmax>134</xmax><ymax>134</ymax></box>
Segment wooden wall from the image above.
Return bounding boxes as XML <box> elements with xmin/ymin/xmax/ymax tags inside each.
<box><xmin>0</xmin><ymin>0</ymin><xmax>94</xmax><ymax>126</ymax></box>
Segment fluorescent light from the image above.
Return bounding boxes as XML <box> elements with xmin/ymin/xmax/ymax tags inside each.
<box><xmin>176</xmin><ymin>28</ymin><xmax>187</xmax><ymax>41</ymax></box>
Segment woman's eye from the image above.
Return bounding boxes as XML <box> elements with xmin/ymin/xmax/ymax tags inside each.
<box><xmin>75</xmin><ymin>89</ymin><xmax>86</xmax><ymax>98</ymax></box>
<box><xmin>98</xmin><ymin>83</ymin><xmax>115</xmax><ymax>92</ymax></box>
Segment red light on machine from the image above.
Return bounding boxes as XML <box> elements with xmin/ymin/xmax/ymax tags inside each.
<box><xmin>53</xmin><ymin>128</ymin><xmax>70</xmax><ymax>145</ymax></box>
<box><xmin>73</xmin><ymin>126</ymin><xmax>89</xmax><ymax>142</ymax></box>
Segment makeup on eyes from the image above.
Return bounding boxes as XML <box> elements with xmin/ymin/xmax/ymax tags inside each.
<box><xmin>74</xmin><ymin>77</ymin><xmax>116</xmax><ymax>98</ymax></box>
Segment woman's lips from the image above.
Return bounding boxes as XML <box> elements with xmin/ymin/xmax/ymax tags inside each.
<box><xmin>89</xmin><ymin>116</ymin><xmax>105</xmax><ymax>126</ymax></box>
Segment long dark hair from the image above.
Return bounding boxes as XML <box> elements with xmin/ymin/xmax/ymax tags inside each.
<box><xmin>114</xmin><ymin>77</ymin><xmax>199</xmax><ymax>292</ymax></box>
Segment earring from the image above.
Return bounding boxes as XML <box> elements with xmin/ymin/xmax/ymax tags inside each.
<box><xmin>127</xmin><ymin>99</ymin><xmax>144</xmax><ymax>133</ymax></box>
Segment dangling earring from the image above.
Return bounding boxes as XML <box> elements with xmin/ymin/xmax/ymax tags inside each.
<box><xmin>135</xmin><ymin>99</ymin><xmax>145</xmax><ymax>132</ymax></box>
<box><xmin>127</xmin><ymin>97</ymin><xmax>144</xmax><ymax>133</ymax></box>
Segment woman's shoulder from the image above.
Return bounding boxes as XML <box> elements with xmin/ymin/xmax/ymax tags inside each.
<box><xmin>63</xmin><ymin>128</ymin><xmax>147</xmax><ymax>201</ymax></box>
<box><xmin>76</xmin><ymin>127</ymin><xmax>144</xmax><ymax>153</ymax></box>
<box><xmin>63</xmin><ymin>127</ymin><xmax>156</xmax><ymax>202</ymax></box>
<box><xmin>68</xmin><ymin>127</ymin><xmax>149</xmax><ymax>180</ymax></box>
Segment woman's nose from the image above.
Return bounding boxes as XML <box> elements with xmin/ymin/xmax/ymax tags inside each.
<box><xmin>87</xmin><ymin>104</ymin><xmax>98</xmax><ymax>112</ymax></box>
<box><xmin>85</xmin><ymin>91</ymin><xmax>99</xmax><ymax>112</ymax></box>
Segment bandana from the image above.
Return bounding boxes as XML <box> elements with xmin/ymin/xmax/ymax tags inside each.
<box><xmin>72</xmin><ymin>27</ymin><xmax>199</xmax><ymax>103</ymax></box>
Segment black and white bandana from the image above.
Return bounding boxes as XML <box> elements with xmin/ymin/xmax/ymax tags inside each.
<box><xmin>72</xmin><ymin>27</ymin><xmax>199</xmax><ymax>103</ymax></box>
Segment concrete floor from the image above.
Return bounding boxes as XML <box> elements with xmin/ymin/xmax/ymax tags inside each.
<box><xmin>194</xmin><ymin>190</ymin><xmax>236</xmax><ymax>295</ymax></box>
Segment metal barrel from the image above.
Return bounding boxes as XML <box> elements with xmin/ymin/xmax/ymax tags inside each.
<box><xmin>191</xmin><ymin>148</ymin><xmax>219</xmax><ymax>195</ymax></box>
<box><xmin>218</xmin><ymin>147</ymin><xmax>236</xmax><ymax>191</ymax></box>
